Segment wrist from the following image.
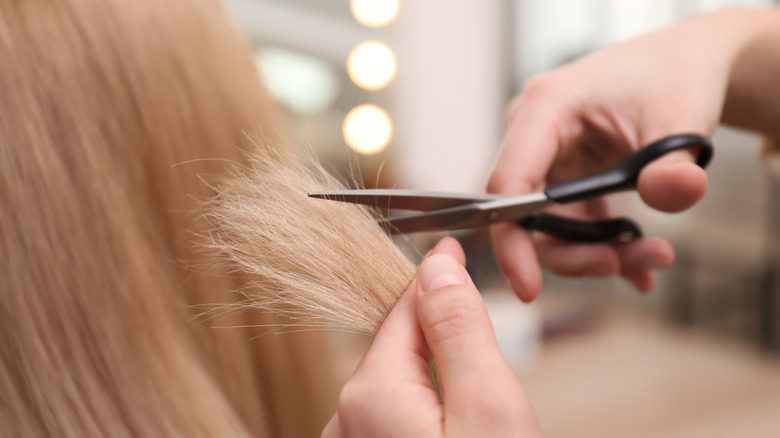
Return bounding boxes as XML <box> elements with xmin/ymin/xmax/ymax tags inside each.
<box><xmin>716</xmin><ymin>6</ymin><xmax>780</xmax><ymax>136</ymax></box>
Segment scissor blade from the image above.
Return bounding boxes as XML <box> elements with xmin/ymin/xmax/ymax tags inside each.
<box><xmin>380</xmin><ymin>192</ymin><xmax>554</xmax><ymax>234</ymax></box>
<box><xmin>308</xmin><ymin>189</ymin><xmax>504</xmax><ymax>211</ymax></box>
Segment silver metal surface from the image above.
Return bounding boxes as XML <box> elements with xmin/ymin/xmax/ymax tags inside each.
<box><xmin>380</xmin><ymin>192</ymin><xmax>554</xmax><ymax>234</ymax></box>
<box><xmin>308</xmin><ymin>189</ymin><xmax>505</xmax><ymax>211</ymax></box>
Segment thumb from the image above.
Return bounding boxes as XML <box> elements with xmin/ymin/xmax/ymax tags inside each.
<box><xmin>416</xmin><ymin>255</ymin><xmax>532</xmax><ymax>422</ymax></box>
<box><xmin>638</xmin><ymin>148</ymin><xmax>708</xmax><ymax>212</ymax></box>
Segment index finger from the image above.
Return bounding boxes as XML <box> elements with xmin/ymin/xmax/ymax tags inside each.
<box><xmin>334</xmin><ymin>239</ymin><xmax>466</xmax><ymax>436</ymax></box>
<box><xmin>487</xmin><ymin>86</ymin><xmax>567</xmax><ymax>302</ymax></box>
<box><xmin>487</xmin><ymin>87</ymin><xmax>566</xmax><ymax>196</ymax></box>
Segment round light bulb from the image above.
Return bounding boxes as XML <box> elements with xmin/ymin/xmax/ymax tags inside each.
<box><xmin>347</xmin><ymin>41</ymin><xmax>396</xmax><ymax>90</ymax></box>
<box><xmin>343</xmin><ymin>105</ymin><xmax>392</xmax><ymax>155</ymax></box>
<box><xmin>350</xmin><ymin>0</ymin><xmax>399</xmax><ymax>28</ymax></box>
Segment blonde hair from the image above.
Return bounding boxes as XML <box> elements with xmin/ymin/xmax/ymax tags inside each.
<box><xmin>0</xmin><ymin>0</ymin><xmax>413</xmax><ymax>436</ymax></box>
<box><xmin>206</xmin><ymin>149</ymin><xmax>415</xmax><ymax>335</ymax></box>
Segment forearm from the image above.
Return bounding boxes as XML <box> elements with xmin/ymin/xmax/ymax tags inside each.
<box><xmin>718</xmin><ymin>7</ymin><xmax>780</xmax><ymax>139</ymax></box>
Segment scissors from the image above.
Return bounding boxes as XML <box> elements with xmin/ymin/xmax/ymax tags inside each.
<box><xmin>309</xmin><ymin>134</ymin><xmax>713</xmax><ymax>243</ymax></box>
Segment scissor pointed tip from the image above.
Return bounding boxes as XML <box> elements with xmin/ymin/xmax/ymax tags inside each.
<box><xmin>307</xmin><ymin>191</ymin><xmax>343</xmax><ymax>199</ymax></box>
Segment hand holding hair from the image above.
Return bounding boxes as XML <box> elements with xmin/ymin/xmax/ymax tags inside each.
<box><xmin>322</xmin><ymin>237</ymin><xmax>542</xmax><ymax>438</ymax></box>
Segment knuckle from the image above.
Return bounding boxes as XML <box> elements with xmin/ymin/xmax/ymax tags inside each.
<box><xmin>486</xmin><ymin>171</ymin><xmax>510</xmax><ymax>195</ymax></box>
<box><xmin>504</xmin><ymin>74</ymin><xmax>555</xmax><ymax>124</ymax></box>
<box><xmin>487</xmin><ymin>171</ymin><xmax>534</xmax><ymax>196</ymax></box>
<box><xmin>520</xmin><ymin>74</ymin><xmax>556</xmax><ymax>102</ymax></box>
<box><xmin>423</xmin><ymin>290</ymin><xmax>483</xmax><ymax>344</ymax></box>
<box><xmin>472</xmin><ymin>390</ymin><xmax>532</xmax><ymax>432</ymax></box>
<box><xmin>336</xmin><ymin>379</ymin><xmax>370</xmax><ymax>427</ymax></box>
<box><xmin>504</xmin><ymin>94</ymin><xmax>524</xmax><ymax>125</ymax></box>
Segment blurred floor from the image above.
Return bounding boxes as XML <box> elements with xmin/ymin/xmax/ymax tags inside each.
<box><xmin>518</xmin><ymin>306</ymin><xmax>780</xmax><ymax>438</ymax></box>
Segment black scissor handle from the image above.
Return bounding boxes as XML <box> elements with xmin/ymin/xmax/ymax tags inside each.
<box><xmin>544</xmin><ymin>134</ymin><xmax>713</xmax><ymax>203</ymax></box>
<box><xmin>522</xmin><ymin>134</ymin><xmax>713</xmax><ymax>243</ymax></box>
<box><xmin>518</xmin><ymin>213</ymin><xmax>642</xmax><ymax>243</ymax></box>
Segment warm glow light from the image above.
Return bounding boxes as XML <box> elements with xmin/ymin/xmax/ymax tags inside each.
<box><xmin>343</xmin><ymin>105</ymin><xmax>392</xmax><ymax>154</ymax></box>
<box><xmin>254</xmin><ymin>47</ymin><xmax>340</xmax><ymax>115</ymax></box>
<box><xmin>347</xmin><ymin>41</ymin><xmax>396</xmax><ymax>90</ymax></box>
<box><xmin>350</xmin><ymin>0</ymin><xmax>399</xmax><ymax>28</ymax></box>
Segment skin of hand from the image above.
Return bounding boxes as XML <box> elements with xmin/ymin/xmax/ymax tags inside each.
<box><xmin>322</xmin><ymin>237</ymin><xmax>542</xmax><ymax>438</ymax></box>
<box><xmin>487</xmin><ymin>7</ymin><xmax>780</xmax><ymax>302</ymax></box>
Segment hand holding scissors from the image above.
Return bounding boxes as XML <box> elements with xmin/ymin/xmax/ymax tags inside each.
<box><xmin>310</xmin><ymin>134</ymin><xmax>712</xmax><ymax>243</ymax></box>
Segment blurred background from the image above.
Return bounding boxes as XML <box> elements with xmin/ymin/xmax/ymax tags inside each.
<box><xmin>223</xmin><ymin>1</ymin><xmax>780</xmax><ymax>436</ymax></box>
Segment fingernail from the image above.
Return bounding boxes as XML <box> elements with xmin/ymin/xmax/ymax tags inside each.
<box><xmin>417</xmin><ymin>254</ymin><xmax>466</xmax><ymax>293</ymax></box>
